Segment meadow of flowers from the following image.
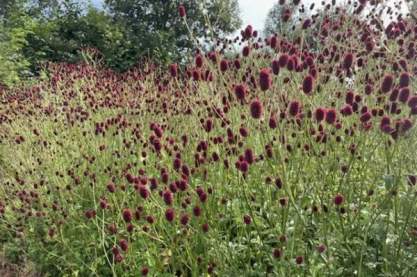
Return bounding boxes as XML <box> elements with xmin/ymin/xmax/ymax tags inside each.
<box><xmin>1</xmin><ymin>1</ymin><xmax>417</xmax><ymax>276</ymax></box>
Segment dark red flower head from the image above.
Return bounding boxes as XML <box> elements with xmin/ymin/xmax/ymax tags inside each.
<box><xmin>243</xmin><ymin>214</ymin><xmax>252</xmax><ymax>224</ymax></box>
<box><xmin>242</xmin><ymin>46</ymin><xmax>250</xmax><ymax>57</ymax></box>
<box><xmin>180</xmin><ymin>213</ymin><xmax>189</xmax><ymax>225</ymax></box>
<box><xmin>220</xmin><ymin>59</ymin><xmax>228</xmax><ymax>72</ymax></box>
<box><xmin>288</xmin><ymin>101</ymin><xmax>300</xmax><ymax>117</ymax></box>
<box><xmin>85</xmin><ymin>209</ymin><xmax>96</xmax><ymax>219</ymax></box>
<box><xmin>364</xmin><ymin>84</ymin><xmax>373</xmax><ymax>95</ymax></box>
<box><xmin>192</xmin><ymin>69</ymin><xmax>200</xmax><ymax>81</ymax></box>
<box><xmin>163</xmin><ymin>190</ymin><xmax>173</xmax><ymax>206</ymax></box>
<box><xmin>259</xmin><ymin>68</ymin><xmax>272</xmax><ymax>91</ymax></box>
<box><xmin>244</xmin><ymin>148</ymin><xmax>254</xmax><ymax>164</ymax></box>
<box><xmin>270</xmin><ymin>35</ymin><xmax>278</xmax><ymax>49</ymax></box>
<box><xmin>243</xmin><ymin>25</ymin><xmax>253</xmax><ymax>39</ymax></box>
<box><xmin>343</xmin><ymin>53</ymin><xmax>354</xmax><ymax>70</ymax></box>
<box><xmin>317</xmin><ymin>244</ymin><xmax>326</xmax><ymax>253</ymax></box>
<box><xmin>334</xmin><ymin>194</ymin><xmax>344</xmax><ymax>206</ymax></box>
<box><xmin>273</xmin><ymin>248</ymin><xmax>282</xmax><ymax>258</ymax></box>
<box><xmin>122</xmin><ymin>208</ymin><xmax>132</xmax><ymax>223</ymax></box>
<box><xmin>380</xmin><ymin>116</ymin><xmax>392</xmax><ymax>133</ymax></box>
<box><xmin>399</xmin><ymin>118</ymin><xmax>413</xmax><ymax>133</ymax></box>
<box><xmin>295</xmin><ymin>256</ymin><xmax>304</xmax><ymax>265</ymax></box>
<box><xmin>407</xmin><ymin>175</ymin><xmax>416</xmax><ymax>186</ymax></box>
<box><xmin>340</xmin><ymin>104</ymin><xmax>353</xmax><ymax>116</ymax></box>
<box><xmin>279</xmin><ymin>54</ymin><xmax>289</xmax><ymax>68</ymax></box>
<box><xmin>165</xmin><ymin>208</ymin><xmax>175</xmax><ymax>222</ymax></box>
<box><xmin>138</xmin><ymin>185</ymin><xmax>149</xmax><ymax>199</ymax></box>
<box><xmin>381</xmin><ymin>74</ymin><xmax>394</xmax><ymax>93</ymax></box>
<box><xmin>302</xmin><ymin>75</ymin><xmax>314</xmax><ymax>95</ymax></box>
<box><xmin>234</xmin><ymin>84</ymin><xmax>246</xmax><ymax>102</ymax></box>
<box><xmin>193</xmin><ymin>205</ymin><xmax>202</xmax><ymax>217</ymax></box>
<box><xmin>141</xmin><ymin>267</ymin><xmax>149</xmax><ymax>276</ymax></box>
<box><xmin>360</xmin><ymin>112</ymin><xmax>372</xmax><ymax>123</ymax></box>
<box><xmin>239</xmin><ymin>160</ymin><xmax>249</xmax><ymax>173</ymax></box>
<box><xmin>271</xmin><ymin>60</ymin><xmax>280</xmax><ymax>75</ymax></box>
<box><xmin>399</xmin><ymin>87</ymin><xmax>410</xmax><ymax>103</ymax></box>
<box><xmin>195</xmin><ymin>55</ymin><xmax>203</xmax><ymax>68</ymax></box>
<box><xmin>114</xmin><ymin>253</ymin><xmax>123</xmax><ymax>263</ymax></box>
<box><xmin>269</xmin><ymin>114</ymin><xmax>278</xmax><ymax>129</ymax></box>
<box><xmin>202</xmin><ymin>223</ymin><xmax>209</xmax><ymax>232</ymax></box>
<box><xmin>119</xmin><ymin>239</ymin><xmax>128</xmax><ymax>252</ymax></box>
<box><xmin>302</xmin><ymin>19</ymin><xmax>311</xmax><ymax>29</ymax></box>
<box><xmin>178</xmin><ymin>5</ymin><xmax>186</xmax><ymax>17</ymax></box>
<box><xmin>314</xmin><ymin>108</ymin><xmax>326</xmax><ymax>122</ymax></box>
<box><xmin>325</xmin><ymin>109</ymin><xmax>337</xmax><ymax>124</ymax></box>
<box><xmin>345</xmin><ymin>91</ymin><xmax>354</xmax><ymax>105</ymax></box>
<box><xmin>399</xmin><ymin>72</ymin><xmax>410</xmax><ymax>88</ymax></box>
<box><xmin>408</xmin><ymin>96</ymin><xmax>417</xmax><ymax>109</ymax></box>
<box><xmin>250</xmin><ymin>99</ymin><xmax>263</xmax><ymax>119</ymax></box>
<box><xmin>107</xmin><ymin>182</ymin><xmax>116</xmax><ymax>193</ymax></box>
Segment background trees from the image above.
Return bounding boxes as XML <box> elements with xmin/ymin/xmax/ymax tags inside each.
<box><xmin>0</xmin><ymin>0</ymin><xmax>241</xmax><ymax>86</ymax></box>
<box><xmin>263</xmin><ymin>1</ymin><xmax>300</xmax><ymax>38</ymax></box>
<box><xmin>105</xmin><ymin>0</ymin><xmax>241</xmax><ymax>67</ymax></box>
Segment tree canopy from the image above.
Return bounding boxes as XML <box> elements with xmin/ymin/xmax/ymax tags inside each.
<box><xmin>0</xmin><ymin>0</ymin><xmax>241</xmax><ymax>86</ymax></box>
<box><xmin>263</xmin><ymin>1</ymin><xmax>301</xmax><ymax>37</ymax></box>
<box><xmin>105</xmin><ymin>0</ymin><xmax>241</xmax><ymax>65</ymax></box>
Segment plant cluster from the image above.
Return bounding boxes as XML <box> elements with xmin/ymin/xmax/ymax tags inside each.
<box><xmin>1</xmin><ymin>0</ymin><xmax>417</xmax><ymax>276</ymax></box>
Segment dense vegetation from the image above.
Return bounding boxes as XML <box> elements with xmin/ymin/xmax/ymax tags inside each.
<box><xmin>1</xmin><ymin>0</ymin><xmax>417</xmax><ymax>276</ymax></box>
<box><xmin>0</xmin><ymin>0</ymin><xmax>241</xmax><ymax>86</ymax></box>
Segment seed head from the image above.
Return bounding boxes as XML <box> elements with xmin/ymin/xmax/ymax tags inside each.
<box><xmin>169</xmin><ymin>64</ymin><xmax>178</xmax><ymax>78</ymax></box>
<box><xmin>165</xmin><ymin>208</ymin><xmax>175</xmax><ymax>222</ymax></box>
<box><xmin>243</xmin><ymin>214</ymin><xmax>252</xmax><ymax>224</ymax></box>
<box><xmin>343</xmin><ymin>53</ymin><xmax>354</xmax><ymax>70</ymax></box>
<box><xmin>288</xmin><ymin>101</ymin><xmax>300</xmax><ymax>117</ymax></box>
<box><xmin>334</xmin><ymin>194</ymin><xmax>344</xmax><ymax>206</ymax></box>
<box><xmin>178</xmin><ymin>5</ymin><xmax>186</xmax><ymax>17</ymax></box>
<box><xmin>314</xmin><ymin>108</ymin><xmax>326</xmax><ymax>122</ymax></box>
<box><xmin>234</xmin><ymin>84</ymin><xmax>246</xmax><ymax>102</ymax></box>
<box><xmin>381</xmin><ymin>74</ymin><xmax>394</xmax><ymax>93</ymax></box>
<box><xmin>250</xmin><ymin>99</ymin><xmax>263</xmax><ymax>119</ymax></box>
<box><xmin>302</xmin><ymin>75</ymin><xmax>314</xmax><ymax>95</ymax></box>
<box><xmin>325</xmin><ymin>109</ymin><xmax>337</xmax><ymax>124</ymax></box>
<box><xmin>399</xmin><ymin>72</ymin><xmax>410</xmax><ymax>88</ymax></box>
<box><xmin>259</xmin><ymin>68</ymin><xmax>272</xmax><ymax>91</ymax></box>
<box><xmin>122</xmin><ymin>208</ymin><xmax>132</xmax><ymax>223</ymax></box>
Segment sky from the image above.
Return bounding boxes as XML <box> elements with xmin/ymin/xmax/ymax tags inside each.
<box><xmin>238</xmin><ymin>0</ymin><xmax>409</xmax><ymax>31</ymax></box>
<box><xmin>237</xmin><ymin>0</ymin><xmax>276</xmax><ymax>31</ymax></box>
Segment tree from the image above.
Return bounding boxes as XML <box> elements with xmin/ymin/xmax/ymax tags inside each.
<box><xmin>1</xmin><ymin>0</ymin><xmax>242</xmax><ymax>84</ymax></box>
<box><xmin>0</xmin><ymin>0</ymin><xmax>19</xmax><ymax>19</ymax></box>
<box><xmin>406</xmin><ymin>0</ymin><xmax>417</xmax><ymax>22</ymax></box>
<box><xmin>264</xmin><ymin>2</ymin><xmax>300</xmax><ymax>37</ymax></box>
<box><xmin>104</xmin><ymin>0</ymin><xmax>241</xmax><ymax>66</ymax></box>
<box><xmin>14</xmin><ymin>1</ymin><xmax>126</xmax><ymax>72</ymax></box>
<box><xmin>0</xmin><ymin>1</ymin><xmax>36</xmax><ymax>86</ymax></box>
